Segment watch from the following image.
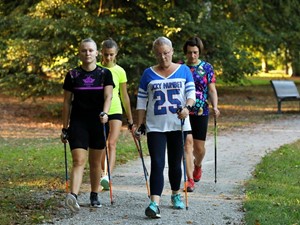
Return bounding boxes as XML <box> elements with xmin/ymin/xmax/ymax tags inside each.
<box><xmin>184</xmin><ymin>105</ymin><xmax>193</xmax><ymax>112</ymax></box>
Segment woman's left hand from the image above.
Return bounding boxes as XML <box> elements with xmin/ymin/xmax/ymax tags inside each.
<box><xmin>213</xmin><ymin>108</ymin><xmax>220</xmax><ymax>118</ymax></box>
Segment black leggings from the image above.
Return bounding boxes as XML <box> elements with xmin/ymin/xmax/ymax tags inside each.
<box><xmin>147</xmin><ymin>131</ymin><xmax>187</xmax><ymax>196</ymax></box>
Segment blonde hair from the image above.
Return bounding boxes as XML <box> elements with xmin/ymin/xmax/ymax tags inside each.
<box><xmin>80</xmin><ymin>38</ymin><xmax>97</xmax><ymax>49</ymax></box>
<box><xmin>152</xmin><ymin>36</ymin><xmax>172</xmax><ymax>52</ymax></box>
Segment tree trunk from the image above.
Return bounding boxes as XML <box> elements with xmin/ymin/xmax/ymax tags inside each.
<box><xmin>290</xmin><ymin>48</ymin><xmax>300</xmax><ymax>77</ymax></box>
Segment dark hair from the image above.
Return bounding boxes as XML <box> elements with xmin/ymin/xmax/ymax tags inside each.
<box><xmin>101</xmin><ymin>38</ymin><xmax>118</xmax><ymax>51</ymax></box>
<box><xmin>183</xmin><ymin>36</ymin><xmax>204</xmax><ymax>55</ymax></box>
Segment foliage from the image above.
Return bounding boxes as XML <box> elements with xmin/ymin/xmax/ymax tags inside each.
<box><xmin>239</xmin><ymin>0</ymin><xmax>300</xmax><ymax>75</ymax></box>
<box><xmin>244</xmin><ymin>141</ymin><xmax>300</xmax><ymax>225</ymax></box>
<box><xmin>0</xmin><ymin>0</ymin><xmax>300</xmax><ymax>99</ymax></box>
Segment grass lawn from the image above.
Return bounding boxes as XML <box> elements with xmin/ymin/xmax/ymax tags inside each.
<box><xmin>244</xmin><ymin>140</ymin><xmax>300</xmax><ymax>225</ymax></box>
<box><xmin>0</xmin><ymin>74</ymin><xmax>300</xmax><ymax>224</ymax></box>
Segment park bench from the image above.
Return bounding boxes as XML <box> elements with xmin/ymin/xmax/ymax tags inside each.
<box><xmin>270</xmin><ymin>80</ymin><xmax>300</xmax><ymax>113</ymax></box>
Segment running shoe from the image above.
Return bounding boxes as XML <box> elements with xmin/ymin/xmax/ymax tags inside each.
<box><xmin>171</xmin><ymin>194</ymin><xmax>185</xmax><ymax>209</ymax></box>
<box><xmin>100</xmin><ymin>175</ymin><xmax>109</xmax><ymax>190</ymax></box>
<box><xmin>65</xmin><ymin>193</ymin><xmax>80</xmax><ymax>212</ymax></box>
<box><xmin>145</xmin><ymin>201</ymin><xmax>161</xmax><ymax>218</ymax></box>
<box><xmin>90</xmin><ymin>192</ymin><xmax>102</xmax><ymax>208</ymax></box>
<box><xmin>184</xmin><ymin>178</ymin><xmax>195</xmax><ymax>192</ymax></box>
<box><xmin>193</xmin><ymin>165</ymin><xmax>202</xmax><ymax>182</ymax></box>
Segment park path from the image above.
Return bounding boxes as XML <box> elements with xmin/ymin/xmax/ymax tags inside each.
<box><xmin>50</xmin><ymin>115</ymin><xmax>300</xmax><ymax>225</ymax></box>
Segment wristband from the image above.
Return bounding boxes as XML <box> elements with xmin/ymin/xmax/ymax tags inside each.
<box><xmin>99</xmin><ymin>112</ymin><xmax>108</xmax><ymax>117</ymax></box>
<box><xmin>62</xmin><ymin>128</ymin><xmax>68</xmax><ymax>140</ymax></box>
<box><xmin>62</xmin><ymin>128</ymin><xmax>68</xmax><ymax>133</ymax></box>
<box><xmin>184</xmin><ymin>105</ymin><xmax>193</xmax><ymax>112</ymax></box>
<box><xmin>127</xmin><ymin>119</ymin><xmax>134</xmax><ymax>130</ymax></box>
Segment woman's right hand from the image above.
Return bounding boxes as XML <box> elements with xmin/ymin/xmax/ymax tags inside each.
<box><xmin>134</xmin><ymin>124</ymin><xmax>146</xmax><ymax>140</ymax></box>
<box><xmin>61</xmin><ymin>128</ymin><xmax>68</xmax><ymax>143</ymax></box>
<box><xmin>99</xmin><ymin>112</ymin><xmax>109</xmax><ymax>124</ymax></box>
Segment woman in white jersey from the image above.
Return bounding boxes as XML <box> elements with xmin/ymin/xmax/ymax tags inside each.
<box><xmin>135</xmin><ymin>37</ymin><xmax>195</xmax><ymax>219</ymax></box>
<box><xmin>98</xmin><ymin>38</ymin><xmax>134</xmax><ymax>190</ymax></box>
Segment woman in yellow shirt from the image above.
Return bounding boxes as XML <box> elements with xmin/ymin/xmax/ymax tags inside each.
<box><xmin>98</xmin><ymin>38</ymin><xmax>133</xmax><ymax>190</ymax></box>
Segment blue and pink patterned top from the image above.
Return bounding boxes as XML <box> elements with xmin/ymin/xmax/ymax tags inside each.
<box><xmin>186</xmin><ymin>60</ymin><xmax>216</xmax><ymax>116</ymax></box>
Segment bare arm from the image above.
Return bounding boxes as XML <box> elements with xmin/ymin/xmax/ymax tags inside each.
<box><xmin>186</xmin><ymin>98</ymin><xmax>195</xmax><ymax>108</ymax></box>
<box><xmin>61</xmin><ymin>90</ymin><xmax>72</xmax><ymax>142</ymax></box>
<box><xmin>100</xmin><ymin>84</ymin><xmax>113</xmax><ymax>123</ymax></box>
<box><xmin>62</xmin><ymin>90</ymin><xmax>73</xmax><ymax>129</ymax></box>
<box><xmin>120</xmin><ymin>82</ymin><xmax>133</xmax><ymax>124</ymax></box>
<box><xmin>208</xmin><ymin>82</ymin><xmax>220</xmax><ymax>118</ymax></box>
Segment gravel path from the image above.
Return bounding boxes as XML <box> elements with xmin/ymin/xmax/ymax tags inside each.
<box><xmin>51</xmin><ymin>115</ymin><xmax>300</xmax><ymax>225</ymax></box>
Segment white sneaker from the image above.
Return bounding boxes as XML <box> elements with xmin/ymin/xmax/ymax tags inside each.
<box><xmin>65</xmin><ymin>193</ymin><xmax>80</xmax><ymax>212</ymax></box>
<box><xmin>100</xmin><ymin>175</ymin><xmax>109</xmax><ymax>190</ymax></box>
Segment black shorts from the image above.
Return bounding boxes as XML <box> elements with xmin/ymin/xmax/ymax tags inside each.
<box><xmin>104</xmin><ymin>113</ymin><xmax>123</xmax><ymax>134</ymax></box>
<box><xmin>188</xmin><ymin>115</ymin><xmax>209</xmax><ymax>141</ymax></box>
<box><xmin>108</xmin><ymin>113</ymin><xmax>122</xmax><ymax>121</ymax></box>
<box><xmin>68</xmin><ymin>115</ymin><xmax>106</xmax><ymax>150</ymax></box>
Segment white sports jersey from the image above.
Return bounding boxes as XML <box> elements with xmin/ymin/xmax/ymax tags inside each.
<box><xmin>137</xmin><ymin>64</ymin><xmax>196</xmax><ymax>132</ymax></box>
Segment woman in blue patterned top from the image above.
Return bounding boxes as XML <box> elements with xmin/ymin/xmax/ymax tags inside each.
<box><xmin>183</xmin><ymin>36</ymin><xmax>220</xmax><ymax>192</ymax></box>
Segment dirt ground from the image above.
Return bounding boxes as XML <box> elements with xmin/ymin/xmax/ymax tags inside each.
<box><xmin>0</xmin><ymin>94</ymin><xmax>61</xmax><ymax>139</ymax></box>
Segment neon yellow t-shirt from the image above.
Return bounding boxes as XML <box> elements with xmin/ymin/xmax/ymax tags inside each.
<box><xmin>98</xmin><ymin>63</ymin><xmax>127</xmax><ymax>115</ymax></box>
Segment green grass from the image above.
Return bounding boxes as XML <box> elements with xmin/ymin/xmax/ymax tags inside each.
<box><xmin>0</xmin><ymin>134</ymin><xmax>147</xmax><ymax>224</ymax></box>
<box><xmin>0</xmin><ymin>138</ymin><xmax>64</xmax><ymax>224</ymax></box>
<box><xmin>244</xmin><ymin>140</ymin><xmax>300</xmax><ymax>225</ymax></box>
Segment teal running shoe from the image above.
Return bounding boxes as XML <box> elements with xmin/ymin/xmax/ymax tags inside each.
<box><xmin>145</xmin><ymin>201</ymin><xmax>161</xmax><ymax>218</ymax></box>
<box><xmin>171</xmin><ymin>194</ymin><xmax>185</xmax><ymax>209</ymax></box>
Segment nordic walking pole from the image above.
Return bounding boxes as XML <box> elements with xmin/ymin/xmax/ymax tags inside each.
<box><xmin>137</xmin><ymin>139</ymin><xmax>151</xmax><ymax>198</ymax></box>
<box><xmin>130</xmin><ymin>130</ymin><xmax>149</xmax><ymax>176</ymax></box>
<box><xmin>180</xmin><ymin>118</ymin><xmax>188</xmax><ymax>210</ymax></box>
<box><xmin>214</xmin><ymin>117</ymin><xmax>217</xmax><ymax>183</ymax></box>
<box><xmin>64</xmin><ymin>142</ymin><xmax>69</xmax><ymax>193</ymax></box>
<box><xmin>103</xmin><ymin>124</ymin><xmax>114</xmax><ymax>205</ymax></box>
<box><xmin>130</xmin><ymin>129</ymin><xmax>150</xmax><ymax>197</ymax></box>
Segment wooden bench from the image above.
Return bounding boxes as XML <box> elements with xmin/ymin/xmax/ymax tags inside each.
<box><xmin>270</xmin><ymin>80</ymin><xmax>300</xmax><ymax>113</ymax></box>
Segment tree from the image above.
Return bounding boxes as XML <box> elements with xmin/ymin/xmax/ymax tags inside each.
<box><xmin>1</xmin><ymin>0</ymin><xmax>298</xmax><ymax>100</ymax></box>
<box><xmin>239</xmin><ymin>0</ymin><xmax>300</xmax><ymax>76</ymax></box>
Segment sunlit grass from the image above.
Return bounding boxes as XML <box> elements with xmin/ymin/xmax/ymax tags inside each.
<box><xmin>244</xmin><ymin>141</ymin><xmax>300</xmax><ymax>225</ymax></box>
<box><xmin>255</xmin><ymin>70</ymin><xmax>292</xmax><ymax>78</ymax></box>
<box><xmin>0</xmin><ymin>138</ymin><xmax>66</xmax><ymax>224</ymax></box>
